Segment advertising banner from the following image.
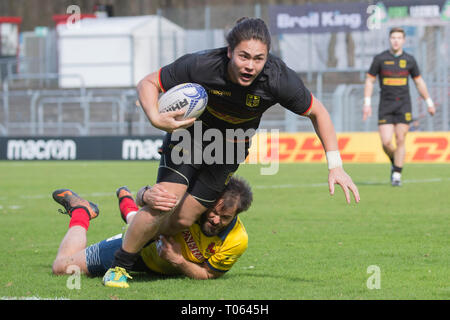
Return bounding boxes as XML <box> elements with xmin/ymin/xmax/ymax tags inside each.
<box><xmin>1</xmin><ymin>133</ymin><xmax>449</xmax><ymax>163</ymax></box>
<box><xmin>247</xmin><ymin>132</ymin><xmax>450</xmax><ymax>164</ymax></box>
<box><xmin>0</xmin><ymin>136</ymin><xmax>163</xmax><ymax>161</ymax></box>
<box><xmin>269</xmin><ymin>2</ymin><xmax>370</xmax><ymax>34</ymax></box>
<box><xmin>371</xmin><ymin>0</ymin><xmax>449</xmax><ymax>26</ymax></box>
<box><xmin>269</xmin><ymin>0</ymin><xmax>449</xmax><ymax>34</ymax></box>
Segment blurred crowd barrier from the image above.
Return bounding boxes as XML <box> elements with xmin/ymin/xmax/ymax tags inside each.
<box><xmin>0</xmin><ymin>2</ymin><xmax>448</xmax><ymax>136</ymax></box>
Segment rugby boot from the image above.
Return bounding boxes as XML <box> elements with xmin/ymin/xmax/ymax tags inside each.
<box><xmin>391</xmin><ymin>172</ymin><xmax>402</xmax><ymax>187</ymax></box>
<box><xmin>52</xmin><ymin>189</ymin><xmax>99</xmax><ymax>219</ymax></box>
<box><xmin>102</xmin><ymin>266</ymin><xmax>132</xmax><ymax>288</ymax></box>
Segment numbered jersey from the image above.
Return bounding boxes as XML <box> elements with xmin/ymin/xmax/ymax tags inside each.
<box><xmin>140</xmin><ymin>216</ymin><xmax>248</xmax><ymax>274</ymax></box>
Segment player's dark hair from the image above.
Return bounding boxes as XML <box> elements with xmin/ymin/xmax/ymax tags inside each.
<box><xmin>221</xmin><ymin>175</ymin><xmax>253</xmax><ymax>215</ymax></box>
<box><xmin>226</xmin><ymin>17</ymin><xmax>271</xmax><ymax>51</ymax></box>
<box><xmin>389</xmin><ymin>27</ymin><xmax>405</xmax><ymax>37</ymax></box>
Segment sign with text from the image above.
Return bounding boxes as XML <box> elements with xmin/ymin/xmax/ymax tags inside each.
<box><xmin>374</xmin><ymin>0</ymin><xmax>449</xmax><ymax>22</ymax></box>
<box><xmin>247</xmin><ymin>132</ymin><xmax>450</xmax><ymax>164</ymax></box>
<box><xmin>269</xmin><ymin>3</ymin><xmax>369</xmax><ymax>34</ymax></box>
<box><xmin>1</xmin><ymin>133</ymin><xmax>449</xmax><ymax>163</ymax></box>
<box><xmin>0</xmin><ymin>136</ymin><xmax>163</xmax><ymax>160</ymax></box>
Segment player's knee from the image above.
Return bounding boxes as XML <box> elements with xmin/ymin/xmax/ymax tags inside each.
<box><xmin>161</xmin><ymin>215</ymin><xmax>195</xmax><ymax>235</ymax></box>
<box><xmin>395</xmin><ymin>134</ymin><xmax>406</xmax><ymax>145</ymax></box>
<box><xmin>52</xmin><ymin>259</ymin><xmax>66</xmax><ymax>275</ymax></box>
<box><xmin>52</xmin><ymin>259</ymin><xmax>84</xmax><ymax>276</ymax></box>
<box><xmin>170</xmin><ymin>216</ymin><xmax>191</xmax><ymax>230</ymax></box>
<box><xmin>381</xmin><ymin>141</ymin><xmax>392</xmax><ymax>149</ymax></box>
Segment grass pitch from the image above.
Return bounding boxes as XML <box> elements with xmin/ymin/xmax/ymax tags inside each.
<box><xmin>0</xmin><ymin>161</ymin><xmax>448</xmax><ymax>300</ymax></box>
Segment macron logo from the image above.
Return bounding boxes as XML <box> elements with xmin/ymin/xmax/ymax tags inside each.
<box><xmin>7</xmin><ymin>139</ymin><xmax>76</xmax><ymax>160</ymax></box>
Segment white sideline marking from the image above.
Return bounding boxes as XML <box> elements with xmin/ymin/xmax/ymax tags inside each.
<box><xmin>253</xmin><ymin>182</ymin><xmax>327</xmax><ymax>189</ymax></box>
<box><xmin>9</xmin><ymin>177</ymin><xmax>449</xmax><ymax>201</ymax></box>
<box><xmin>1</xmin><ymin>296</ymin><xmax>69</xmax><ymax>300</ymax></box>
<box><xmin>253</xmin><ymin>177</ymin><xmax>450</xmax><ymax>189</ymax></box>
<box><xmin>17</xmin><ymin>192</ymin><xmax>112</xmax><ymax>200</ymax></box>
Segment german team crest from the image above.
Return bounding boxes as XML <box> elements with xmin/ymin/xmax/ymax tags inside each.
<box><xmin>246</xmin><ymin>94</ymin><xmax>260</xmax><ymax>107</ymax></box>
<box><xmin>405</xmin><ymin>112</ymin><xmax>412</xmax><ymax>122</ymax></box>
<box><xmin>399</xmin><ymin>59</ymin><xmax>407</xmax><ymax>68</ymax></box>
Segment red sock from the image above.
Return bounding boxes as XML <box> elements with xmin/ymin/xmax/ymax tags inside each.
<box><xmin>119</xmin><ymin>197</ymin><xmax>138</xmax><ymax>221</ymax></box>
<box><xmin>69</xmin><ymin>208</ymin><xmax>90</xmax><ymax>231</ymax></box>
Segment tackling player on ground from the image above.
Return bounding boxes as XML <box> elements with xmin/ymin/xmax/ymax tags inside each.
<box><xmin>51</xmin><ymin>176</ymin><xmax>252</xmax><ymax>285</ymax></box>
<box><xmin>105</xmin><ymin>17</ymin><xmax>360</xmax><ymax>288</ymax></box>
<box><xmin>363</xmin><ymin>27</ymin><xmax>436</xmax><ymax>186</ymax></box>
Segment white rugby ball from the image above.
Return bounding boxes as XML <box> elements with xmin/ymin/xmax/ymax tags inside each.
<box><xmin>158</xmin><ymin>83</ymin><xmax>208</xmax><ymax>120</ymax></box>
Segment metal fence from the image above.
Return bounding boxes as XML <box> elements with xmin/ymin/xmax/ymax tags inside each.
<box><xmin>0</xmin><ymin>4</ymin><xmax>448</xmax><ymax>136</ymax></box>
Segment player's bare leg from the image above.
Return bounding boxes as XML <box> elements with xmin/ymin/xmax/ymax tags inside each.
<box><xmin>158</xmin><ymin>193</ymin><xmax>208</xmax><ymax>236</ymax></box>
<box><xmin>388</xmin><ymin>123</ymin><xmax>409</xmax><ymax>186</ymax></box>
<box><xmin>105</xmin><ymin>182</ymin><xmax>207</xmax><ymax>287</ymax></box>
<box><xmin>52</xmin><ymin>226</ymin><xmax>89</xmax><ymax>275</ymax></box>
<box><xmin>378</xmin><ymin>124</ymin><xmax>395</xmax><ymax>163</ymax></box>
<box><xmin>393</xmin><ymin>123</ymin><xmax>409</xmax><ymax>168</ymax></box>
<box><xmin>121</xmin><ymin>182</ymin><xmax>189</xmax><ymax>253</ymax></box>
<box><xmin>379</xmin><ymin>124</ymin><xmax>403</xmax><ymax>185</ymax></box>
<box><xmin>51</xmin><ymin>190</ymin><xmax>99</xmax><ymax>275</ymax></box>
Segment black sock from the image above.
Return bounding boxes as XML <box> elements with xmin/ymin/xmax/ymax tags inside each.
<box><xmin>392</xmin><ymin>165</ymin><xmax>402</xmax><ymax>173</ymax></box>
<box><xmin>112</xmin><ymin>247</ymin><xmax>140</xmax><ymax>271</ymax></box>
<box><xmin>389</xmin><ymin>155</ymin><xmax>395</xmax><ymax>165</ymax></box>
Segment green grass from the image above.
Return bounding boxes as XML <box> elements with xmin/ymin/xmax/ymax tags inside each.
<box><xmin>0</xmin><ymin>161</ymin><xmax>449</xmax><ymax>300</ymax></box>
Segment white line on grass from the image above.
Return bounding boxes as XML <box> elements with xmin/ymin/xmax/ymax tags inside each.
<box><xmin>7</xmin><ymin>177</ymin><xmax>450</xmax><ymax>200</ymax></box>
<box><xmin>1</xmin><ymin>296</ymin><xmax>69</xmax><ymax>300</ymax></box>
<box><xmin>252</xmin><ymin>177</ymin><xmax>450</xmax><ymax>189</ymax></box>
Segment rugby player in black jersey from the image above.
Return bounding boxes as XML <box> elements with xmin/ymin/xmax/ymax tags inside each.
<box><xmin>103</xmin><ymin>17</ymin><xmax>360</xmax><ymax>287</ymax></box>
<box><xmin>363</xmin><ymin>27</ymin><xmax>436</xmax><ymax>186</ymax></box>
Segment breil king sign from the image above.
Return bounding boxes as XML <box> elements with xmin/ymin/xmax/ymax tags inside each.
<box><xmin>269</xmin><ymin>2</ymin><xmax>369</xmax><ymax>34</ymax></box>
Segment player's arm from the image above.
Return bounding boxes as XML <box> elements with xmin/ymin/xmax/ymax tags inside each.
<box><xmin>157</xmin><ymin>235</ymin><xmax>223</xmax><ymax>279</ymax></box>
<box><xmin>137</xmin><ymin>71</ymin><xmax>195</xmax><ymax>132</ymax></box>
<box><xmin>363</xmin><ymin>74</ymin><xmax>376</xmax><ymax>120</ymax></box>
<box><xmin>413</xmin><ymin>76</ymin><xmax>436</xmax><ymax>116</ymax></box>
<box><xmin>306</xmin><ymin>97</ymin><xmax>360</xmax><ymax>204</ymax></box>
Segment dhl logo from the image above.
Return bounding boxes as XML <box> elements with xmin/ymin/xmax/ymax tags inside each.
<box><xmin>408</xmin><ymin>137</ymin><xmax>449</xmax><ymax>162</ymax></box>
<box><xmin>247</xmin><ymin>133</ymin><xmax>450</xmax><ymax>163</ymax></box>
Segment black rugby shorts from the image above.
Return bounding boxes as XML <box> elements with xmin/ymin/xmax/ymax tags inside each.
<box><xmin>378</xmin><ymin>97</ymin><xmax>412</xmax><ymax>125</ymax></box>
<box><xmin>156</xmin><ymin>131</ymin><xmax>248</xmax><ymax>208</ymax></box>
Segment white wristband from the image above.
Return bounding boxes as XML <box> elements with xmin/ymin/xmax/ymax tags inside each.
<box><xmin>364</xmin><ymin>97</ymin><xmax>371</xmax><ymax>107</ymax></box>
<box><xmin>326</xmin><ymin>150</ymin><xmax>343</xmax><ymax>170</ymax></box>
<box><xmin>425</xmin><ymin>98</ymin><xmax>434</xmax><ymax>108</ymax></box>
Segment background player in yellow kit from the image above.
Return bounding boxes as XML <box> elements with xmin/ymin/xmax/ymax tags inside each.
<box><xmin>51</xmin><ymin>176</ymin><xmax>252</xmax><ymax>286</ymax></box>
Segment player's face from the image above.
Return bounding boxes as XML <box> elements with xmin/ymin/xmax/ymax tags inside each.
<box><xmin>227</xmin><ymin>39</ymin><xmax>268</xmax><ymax>86</ymax></box>
<box><xmin>200</xmin><ymin>201</ymin><xmax>237</xmax><ymax>237</ymax></box>
<box><xmin>389</xmin><ymin>32</ymin><xmax>405</xmax><ymax>52</ymax></box>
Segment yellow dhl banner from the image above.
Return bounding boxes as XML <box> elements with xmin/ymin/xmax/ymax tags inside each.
<box><xmin>246</xmin><ymin>132</ymin><xmax>450</xmax><ymax>163</ymax></box>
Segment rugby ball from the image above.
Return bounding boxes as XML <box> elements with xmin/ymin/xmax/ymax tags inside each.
<box><xmin>158</xmin><ymin>83</ymin><xmax>208</xmax><ymax>120</ymax></box>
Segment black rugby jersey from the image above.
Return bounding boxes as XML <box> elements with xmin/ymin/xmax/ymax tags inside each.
<box><xmin>368</xmin><ymin>50</ymin><xmax>420</xmax><ymax>101</ymax></box>
<box><xmin>158</xmin><ymin>47</ymin><xmax>313</xmax><ymax>133</ymax></box>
